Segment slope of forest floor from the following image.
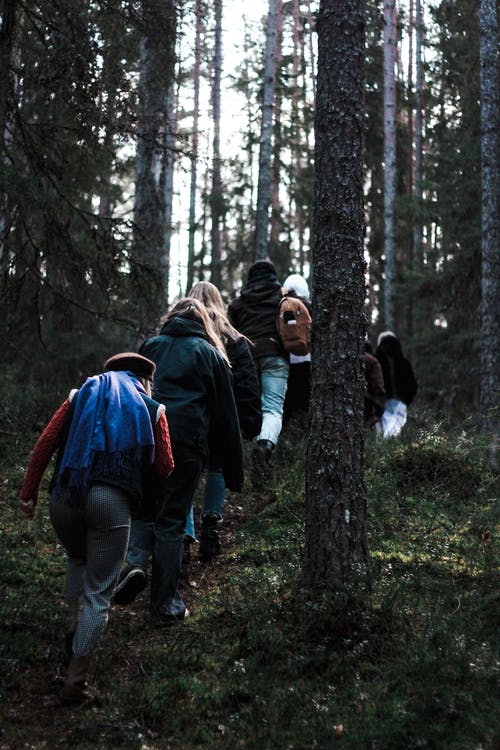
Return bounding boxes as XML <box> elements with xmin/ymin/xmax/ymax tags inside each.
<box><xmin>0</xmin><ymin>390</ymin><xmax>498</xmax><ymax>750</ymax></box>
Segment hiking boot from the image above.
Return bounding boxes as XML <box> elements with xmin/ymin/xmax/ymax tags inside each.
<box><xmin>251</xmin><ymin>439</ymin><xmax>275</xmax><ymax>486</ymax></box>
<box><xmin>113</xmin><ymin>565</ymin><xmax>147</xmax><ymax>606</ymax></box>
<box><xmin>60</xmin><ymin>654</ymin><xmax>91</xmax><ymax>706</ymax></box>
<box><xmin>199</xmin><ymin>513</ymin><xmax>220</xmax><ymax>561</ymax></box>
<box><xmin>153</xmin><ymin>608</ymin><xmax>190</xmax><ymax>628</ymax></box>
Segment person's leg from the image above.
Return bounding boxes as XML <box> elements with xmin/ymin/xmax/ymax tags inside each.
<box><xmin>113</xmin><ymin>516</ymin><xmax>153</xmax><ymax>605</ymax></box>
<box><xmin>72</xmin><ymin>484</ymin><xmax>130</xmax><ymax>656</ymax></box>
<box><xmin>256</xmin><ymin>355</ymin><xmax>290</xmax><ymax>447</ymax></box>
<box><xmin>151</xmin><ymin>448</ymin><xmax>204</xmax><ymax>624</ymax></box>
<box><xmin>199</xmin><ymin>465</ymin><xmax>225</xmax><ymax>561</ymax></box>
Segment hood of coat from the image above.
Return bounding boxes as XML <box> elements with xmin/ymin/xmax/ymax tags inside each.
<box><xmin>159</xmin><ymin>315</ymin><xmax>208</xmax><ymax>339</ymax></box>
<box><xmin>283</xmin><ymin>273</ymin><xmax>310</xmax><ymax>301</ymax></box>
<box><xmin>239</xmin><ymin>276</ymin><xmax>282</xmax><ymax>305</ymax></box>
<box><xmin>377</xmin><ymin>331</ymin><xmax>403</xmax><ymax>357</ymax></box>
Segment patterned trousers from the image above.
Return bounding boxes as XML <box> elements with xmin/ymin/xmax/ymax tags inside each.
<box><xmin>49</xmin><ymin>483</ymin><xmax>130</xmax><ymax>656</ymax></box>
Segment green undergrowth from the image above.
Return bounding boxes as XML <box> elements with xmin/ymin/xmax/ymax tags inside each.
<box><xmin>0</xmin><ymin>415</ymin><xmax>498</xmax><ymax>749</ymax></box>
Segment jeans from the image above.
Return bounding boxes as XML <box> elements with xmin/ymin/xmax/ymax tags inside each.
<box><xmin>127</xmin><ymin>445</ymin><xmax>204</xmax><ymax>620</ymax></box>
<box><xmin>255</xmin><ymin>355</ymin><xmax>290</xmax><ymax>445</ymax></box>
<box><xmin>185</xmin><ymin>466</ymin><xmax>226</xmax><ymax>541</ymax></box>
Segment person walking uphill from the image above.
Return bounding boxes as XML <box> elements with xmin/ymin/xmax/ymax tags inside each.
<box><xmin>185</xmin><ymin>281</ymin><xmax>262</xmax><ymax>562</ymax></box>
<box><xmin>19</xmin><ymin>353</ymin><xmax>174</xmax><ymax>706</ymax></box>
<box><xmin>228</xmin><ymin>259</ymin><xmax>289</xmax><ymax>472</ymax></box>
<box><xmin>114</xmin><ymin>298</ymin><xmax>244</xmax><ymax>625</ymax></box>
<box><xmin>375</xmin><ymin>331</ymin><xmax>417</xmax><ymax>437</ymax></box>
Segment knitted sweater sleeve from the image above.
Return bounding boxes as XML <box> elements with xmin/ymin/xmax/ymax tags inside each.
<box><xmin>153</xmin><ymin>411</ymin><xmax>174</xmax><ymax>478</ymax></box>
<box><xmin>19</xmin><ymin>399</ymin><xmax>70</xmax><ymax>506</ymax></box>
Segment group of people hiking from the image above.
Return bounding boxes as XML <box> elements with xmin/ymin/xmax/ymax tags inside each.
<box><xmin>18</xmin><ymin>258</ymin><xmax>417</xmax><ymax>706</ymax></box>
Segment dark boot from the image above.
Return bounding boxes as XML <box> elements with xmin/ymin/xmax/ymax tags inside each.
<box><xmin>251</xmin><ymin>439</ymin><xmax>275</xmax><ymax>486</ymax></box>
<box><xmin>199</xmin><ymin>513</ymin><xmax>220</xmax><ymax>561</ymax></box>
<box><xmin>60</xmin><ymin>654</ymin><xmax>91</xmax><ymax>706</ymax></box>
<box><xmin>180</xmin><ymin>536</ymin><xmax>192</xmax><ymax>582</ymax></box>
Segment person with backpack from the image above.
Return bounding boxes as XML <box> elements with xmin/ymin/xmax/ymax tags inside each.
<box><xmin>19</xmin><ymin>353</ymin><xmax>174</xmax><ymax>705</ymax></box>
<box><xmin>113</xmin><ymin>298</ymin><xmax>243</xmax><ymax>624</ymax></box>
<box><xmin>281</xmin><ymin>273</ymin><xmax>313</xmax><ymax>425</ymax></box>
<box><xmin>228</xmin><ymin>259</ymin><xmax>289</xmax><ymax>470</ymax></box>
<box><xmin>375</xmin><ymin>331</ymin><xmax>417</xmax><ymax>437</ymax></box>
<box><xmin>184</xmin><ymin>281</ymin><xmax>262</xmax><ymax>564</ymax></box>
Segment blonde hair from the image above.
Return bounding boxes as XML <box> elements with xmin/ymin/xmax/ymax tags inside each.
<box><xmin>188</xmin><ymin>281</ymin><xmax>245</xmax><ymax>344</ymax></box>
<box><xmin>164</xmin><ymin>297</ymin><xmax>230</xmax><ymax>365</ymax></box>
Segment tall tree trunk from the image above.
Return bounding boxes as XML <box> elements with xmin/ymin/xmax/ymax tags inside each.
<box><xmin>383</xmin><ymin>0</ymin><xmax>397</xmax><ymax>330</ymax></box>
<box><xmin>270</xmin><ymin>0</ymin><xmax>283</xmax><ymax>255</ymax></box>
<box><xmin>304</xmin><ymin>0</ymin><xmax>367</xmax><ymax>590</ymax></box>
<box><xmin>186</xmin><ymin>0</ymin><xmax>203</xmax><ymax>294</ymax></box>
<box><xmin>210</xmin><ymin>0</ymin><xmax>223</xmax><ymax>288</ymax></box>
<box><xmin>0</xmin><ymin>0</ymin><xmax>18</xmax><ymax>285</ymax></box>
<box><xmin>306</xmin><ymin>0</ymin><xmax>316</xmax><ymax>106</ymax></box>
<box><xmin>413</xmin><ymin>0</ymin><xmax>424</xmax><ymax>271</ymax></box>
<box><xmin>479</xmin><ymin>0</ymin><xmax>500</xmax><ymax>435</ymax></box>
<box><xmin>161</xmin><ymin>84</ymin><xmax>176</xmax><ymax>308</ymax></box>
<box><xmin>130</xmin><ymin>0</ymin><xmax>176</xmax><ymax>345</ymax></box>
<box><xmin>254</xmin><ymin>0</ymin><xmax>281</xmax><ymax>261</ymax></box>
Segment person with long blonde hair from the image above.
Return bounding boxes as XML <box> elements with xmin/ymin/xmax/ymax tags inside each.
<box><xmin>114</xmin><ymin>297</ymin><xmax>243</xmax><ymax>625</ymax></box>
<box><xmin>185</xmin><ymin>282</ymin><xmax>262</xmax><ymax>562</ymax></box>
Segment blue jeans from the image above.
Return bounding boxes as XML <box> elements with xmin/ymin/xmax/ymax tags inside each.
<box><xmin>256</xmin><ymin>355</ymin><xmax>290</xmax><ymax>446</ymax></box>
<box><xmin>185</xmin><ymin>466</ymin><xmax>226</xmax><ymax>541</ymax></box>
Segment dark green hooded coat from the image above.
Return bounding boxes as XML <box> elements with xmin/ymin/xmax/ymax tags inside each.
<box><xmin>139</xmin><ymin>315</ymin><xmax>244</xmax><ymax>492</ymax></box>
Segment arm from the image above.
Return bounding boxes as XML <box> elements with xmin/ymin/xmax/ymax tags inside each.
<box><xmin>152</xmin><ymin>410</ymin><xmax>175</xmax><ymax>478</ymax></box>
<box><xmin>19</xmin><ymin>399</ymin><xmax>71</xmax><ymax>516</ymax></box>
<box><xmin>207</xmin><ymin>353</ymin><xmax>244</xmax><ymax>492</ymax></box>
<box><xmin>229</xmin><ymin>338</ymin><xmax>262</xmax><ymax>439</ymax></box>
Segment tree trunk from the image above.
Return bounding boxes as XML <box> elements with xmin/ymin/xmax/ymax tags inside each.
<box><xmin>254</xmin><ymin>0</ymin><xmax>281</xmax><ymax>261</ymax></box>
<box><xmin>413</xmin><ymin>0</ymin><xmax>424</xmax><ymax>271</ymax></box>
<box><xmin>270</xmin><ymin>0</ymin><xmax>283</xmax><ymax>255</ymax></box>
<box><xmin>161</xmin><ymin>83</ymin><xmax>176</xmax><ymax>308</ymax></box>
<box><xmin>210</xmin><ymin>0</ymin><xmax>223</xmax><ymax>288</ymax></box>
<box><xmin>186</xmin><ymin>0</ymin><xmax>203</xmax><ymax>294</ymax></box>
<box><xmin>479</xmin><ymin>0</ymin><xmax>500</xmax><ymax>435</ymax></box>
<box><xmin>304</xmin><ymin>0</ymin><xmax>367</xmax><ymax>590</ymax></box>
<box><xmin>130</xmin><ymin>0</ymin><xmax>176</xmax><ymax>345</ymax></box>
<box><xmin>0</xmin><ymin>0</ymin><xmax>18</xmax><ymax>282</ymax></box>
<box><xmin>383</xmin><ymin>0</ymin><xmax>397</xmax><ymax>330</ymax></box>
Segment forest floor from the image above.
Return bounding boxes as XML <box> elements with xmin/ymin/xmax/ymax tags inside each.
<box><xmin>0</xmin><ymin>417</ymin><xmax>499</xmax><ymax>750</ymax></box>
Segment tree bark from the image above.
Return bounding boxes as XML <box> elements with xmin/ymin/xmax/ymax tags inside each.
<box><xmin>304</xmin><ymin>0</ymin><xmax>368</xmax><ymax>590</ymax></box>
<box><xmin>479</xmin><ymin>0</ymin><xmax>500</xmax><ymax>435</ymax></box>
<box><xmin>254</xmin><ymin>0</ymin><xmax>281</xmax><ymax>261</ymax></box>
<box><xmin>186</xmin><ymin>0</ymin><xmax>203</xmax><ymax>294</ymax></box>
<box><xmin>413</xmin><ymin>0</ymin><xmax>424</xmax><ymax>271</ymax></box>
<box><xmin>210</xmin><ymin>0</ymin><xmax>223</xmax><ymax>288</ymax></box>
<box><xmin>130</xmin><ymin>0</ymin><xmax>176</xmax><ymax>345</ymax></box>
<box><xmin>383</xmin><ymin>0</ymin><xmax>397</xmax><ymax>330</ymax></box>
<box><xmin>0</xmin><ymin>0</ymin><xmax>18</xmax><ymax>279</ymax></box>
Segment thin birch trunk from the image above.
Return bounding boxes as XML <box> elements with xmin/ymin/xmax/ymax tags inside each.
<box><xmin>479</xmin><ymin>0</ymin><xmax>500</xmax><ymax>435</ymax></box>
<box><xmin>383</xmin><ymin>0</ymin><xmax>397</xmax><ymax>330</ymax></box>
<box><xmin>161</xmin><ymin>84</ymin><xmax>176</xmax><ymax>308</ymax></box>
<box><xmin>413</xmin><ymin>0</ymin><xmax>423</xmax><ymax>271</ymax></box>
<box><xmin>254</xmin><ymin>0</ymin><xmax>281</xmax><ymax>261</ymax></box>
<box><xmin>210</xmin><ymin>0</ymin><xmax>223</xmax><ymax>287</ymax></box>
<box><xmin>186</xmin><ymin>0</ymin><xmax>203</xmax><ymax>294</ymax></box>
<box><xmin>270</xmin><ymin>0</ymin><xmax>283</xmax><ymax>252</ymax></box>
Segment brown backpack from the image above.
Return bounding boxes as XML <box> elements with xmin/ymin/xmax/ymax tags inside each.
<box><xmin>277</xmin><ymin>295</ymin><xmax>312</xmax><ymax>356</ymax></box>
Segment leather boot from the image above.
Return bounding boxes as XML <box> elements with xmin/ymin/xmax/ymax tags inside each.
<box><xmin>60</xmin><ymin>654</ymin><xmax>91</xmax><ymax>706</ymax></box>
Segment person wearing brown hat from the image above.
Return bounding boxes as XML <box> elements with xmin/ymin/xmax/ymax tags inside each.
<box><xmin>19</xmin><ymin>353</ymin><xmax>174</xmax><ymax>705</ymax></box>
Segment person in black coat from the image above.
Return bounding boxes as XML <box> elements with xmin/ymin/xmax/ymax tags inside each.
<box><xmin>114</xmin><ymin>298</ymin><xmax>243</xmax><ymax>625</ymax></box>
<box><xmin>185</xmin><ymin>281</ymin><xmax>262</xmax><ymax>561</ymax></box>
<box><xmin>375</xmin><ymin>331</ymin><xmax>417</xmax><ymax>437</ymax></box>
<box><xmin>228</xmin><ymin>259</ymin><xmax>289</xmax><ymax>466</ymax></box>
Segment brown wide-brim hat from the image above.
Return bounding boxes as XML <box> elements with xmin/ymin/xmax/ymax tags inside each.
<box><xmin>104</xmin><ymin>352</ymin><xmax>156</xmax><ymax>381</ymax></box>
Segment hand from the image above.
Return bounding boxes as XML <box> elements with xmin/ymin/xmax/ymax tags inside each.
<box><xmin>20</xmin><ymin>498</ymin><xmax>36</xmax><ymax>519</ymax></box>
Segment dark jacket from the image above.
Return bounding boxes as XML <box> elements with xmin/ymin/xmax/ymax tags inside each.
<box><xmin>376</xmin><ymin>335</ymin><xmax>417</xmax><ymax>406</ymax></box>
<box><xmin>139</xmin><ymin>315</ymin><xmax>244</xmax><ymax>492</ymax></box>
<box><xmin>226</xmin><ymin>335</ymin><xmax>262</xmax><ymax>438</ymax></box>
<box><xmin>228</xmin><ymin>275</ymin><xmax>286</xmax><ymax>360</ymax></box>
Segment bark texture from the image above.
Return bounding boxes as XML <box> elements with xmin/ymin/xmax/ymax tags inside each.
<box><xmin>131</xmin><ymin>0</ymin><xmax>176</xmax><ymax>344</ymax></box>
<box><xmin>254</xmin><ymin>0</ymin><xmax>281</xmax><ymax>261</ymax></box>
<box><xmin>479</xmin><ymin>0</ymin><xmax>500</xmax><ymax>435</ymax></box>
<box><xmin>383</xmin><ymin>0</ymin><xmax>397</xmax><ymax>329</ymax></box>
<box><xmin>210</xmin><ymin>0</ymin><xmax>223</xmax><ymax>287</ymax></box>
<box><xmin>304</xmin><ymin>0</ymin><xmax>367</xmax><ymax>590</ymax></box>
<box><xmin>186</xmin><ymin>0</ymin><xmax>203</xmax><ymax>294</ymax></box>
